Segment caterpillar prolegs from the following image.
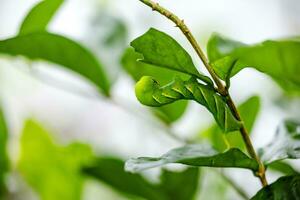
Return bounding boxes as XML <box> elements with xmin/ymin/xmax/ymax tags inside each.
<box><xmin>135</xmin><ymin>76</ymin><xmax>241</xmax><ymax>132</ymax></box>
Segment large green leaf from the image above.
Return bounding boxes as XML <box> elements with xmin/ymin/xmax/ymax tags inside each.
<box><xmin>18</xmin><ymin>120</ymin><xmax>93</xmax><ymax>200</ymax></box>
<box><xmin>251</xmin><ymin>175</ymin><xmax>300</xmax><ymax>200</ymax></box>
<box><xmin>121</xmin><ymin>47</ymin><xmax>188</xmax><ymax>124</ymax></box>
<box><xmin>125</xmin><ymin>144</ymin><xmax>258</xmax><ymax>172</ymax></box>
<box><xmin>208</xmin><ymin>34</ymin><xmax>300</xmax><ymax>93</ymax></box>
<box><xmin>201</xmin><ymin>96</ymin><xmax>260</xmax><ymax>151</ymax></box>
<box><xmin>135</xmin><ymin>76</ymin><xmax>241</xmax><ymax>132</ymax></box>
<box><xmin>259</xmin><ymin>120</ymin><xmax>300</xmax><ymax>164</ymax></box>
<box><xmin>0</xmin><ymin>32</ymin><xmax>110</xmax><ymax>96</ymax></box>
<box><xmin>0</xmin><ymin>107</ymin><xmax>9</xmax><ymax>199</ymax></box>
<box><xmin>131</xmin><ymin>28</ymin><xmax>213</xmax><ymax>85</ymax></box>
<box><xmin>159</xmin><ymin>168</ymin><xmax>200</xmax><ymax>200</ymax></box>
<box><xmin>83</xmin><ymin>157</ymin><xmax>200</xmax><ymax>200</ymax></box>
<box><xmin>19</xmin><ymin>0</ymin><xmax>64</xmax><ymax>35</ymax></box>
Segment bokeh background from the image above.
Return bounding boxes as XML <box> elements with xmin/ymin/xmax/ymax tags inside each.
<box><xmin>0</xmin><ymin>0</ymin><xmax>300</xmax><ymax>199</ymax></box>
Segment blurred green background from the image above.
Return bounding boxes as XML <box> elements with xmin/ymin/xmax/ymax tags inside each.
<box><xmin>0</xmin><ymin>0</ymin><xmax>300</xmax><ymax>199</ymax></box>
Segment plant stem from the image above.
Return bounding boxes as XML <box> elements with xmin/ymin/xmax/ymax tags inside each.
<box><xmin>138</xmin><ymin>0</ymin><xmax>268</xmax><ymax>187</ymax></box>
<box><xmin>225</xmin><ymin>95</ymin><xmax>268</xmax><ymax>186</ymax></box>
<box><xmin>139</xmin><ymin>0</ymin><xmax>227</xmax><ymax>95</ymax></box>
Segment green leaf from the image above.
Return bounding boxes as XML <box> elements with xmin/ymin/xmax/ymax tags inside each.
<box><xmin>18</xmin><ymin>120</ymin><xmax>93</xmax><ymax>200</ymax></box>
<box><xmin>121</xmin><ymin>47</ymin><xmax>188</xmax><ymax>123</ymax></box>
<box><xmin>83</xmin><ymin>157</ymin><xmax>167</xmax><ymax>200</ymax></box>
<box><xmin>125</xmin><ymin>144</ymin><xmax>258</xmax><ymax>172</ymax></box>
<box><xmin>135</xmin><ymin>76</ymin><xmax>241</xmax><ymax>132</ymax></box>
<box><xmin>131</xmin><ymin>28</ymin><xmax>213</xmax><ymax>85</ymax></box>
<box><xmin>152</xmin><ymin>102</ymin><xmax>187</xmax><ymax>124</ymax></box>
<box><xmin>259</xmin><ymin>120</ymin><xmax>300</xmax><ymax>164</ymax></box>
<box><xmin>268</xmin><ymin>161</ymin><xmax>299</xmax><ymax>175</ymax></box>
<box><xmin>207</xmin><ymin>33</ymin><xmax>246</xmax><ymax>62</ymax></box>
<box><xmin>198</xmin><ymin>169</ymin><xmax>230</xmax><ymax>200</ymax></box>
<box><xmin>102</xmin><ymin>18</ymin><xmax>127</xmax><ymax>47</ymax></box>
<box><xmin>201</xmin><ymin>96</ymin><xmax>260</xmax><ymax>151</ymax></box>
<box><xmin>0</xmin><ymin>107</ymin><xmax>9</xmax><ymax>199</ymax></box>
<box><xmin>251</xmin><ymin>175</ymin><xmax>300</xmax><ymax>200</ymax></box>
<box><xmin>0</xmin><ymin>32</ymin><xmax>110</xmax><ymax>96</ymax></box>
<box><xmin>83</xmin><ymin>158</ymin><xmax>200</xmax><ymax>200</ymax></box>
<box><xmin>19</xmin><ymin>0</ymin><xmax>64</xmax><ymax>35</ymax></box>
<box><xmin>159</xmin><ymin>168</ymin><xmax>200</xmax><ymax>200</ymax></box>
<box><xmin>208</xmin><ymin>34</ymin><xmax>300</xmax><ymax>93</ymax></box>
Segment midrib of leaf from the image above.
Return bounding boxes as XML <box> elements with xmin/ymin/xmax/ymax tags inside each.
<box><xmin>131</xmin><ymin>28</ymin><xmax>213</xmax><ymax>85</ymax></box>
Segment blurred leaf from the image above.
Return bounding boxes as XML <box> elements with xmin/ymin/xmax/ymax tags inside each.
<box><xmin>83</xmin><ymin>157</ymin><xmax>167</xmax><ymax>200</ymax></box>
<box><xmin>152</xmin><ymin>102</ymin><xmax>187</xmax><ymax>124</ymax></box>
<box><xmin>251</xmin><ymin>175</ymin><xmax>300</xmax><ymax>200</ymax></box>
<box><xmin>208</xmin><ymin>34</ymin><xmax>300</xmax><ymax>93</ymax></box>
<box><xmin>259</xmin><ymin>120</ymin><xmax>300</xmax><ymax>164</ymax></box>
<box><xmin>198</xmin><ymin>169</ymin><xmax>229</xmax><ymax>200</ymax></box>
<box><xmin>84</xmin><ymin>158</ymin><xmax>200</xmax><ymax>200</ymax></box>
<box><xmin>159</xmin><ymin>168</ymin><xmax>200</xmax><ymax>200</ymax></box>
<box><xmin>19</xmin><ymin>0</ymin><xmax>64</xmax><ymax>35</ymax></box>
<box><xmin>125</xmin><ymin>144</ymin><xmax>258</xmax><ymax>172</ymax></box>
<box><xmin>202</xmin><ymin>96</ymin><xmax>260</xmax><ymax>151</ymax></box>
<box><xmin>18</xmin><ymin>120</ymin><xmax>93</xmax><ymax>200</ymax></box>
<box><xmin>103</xmin><ymin>19</ymin><xmax>127</xmax><ymax>46</ymax></box>
<box><xmin>135</xmin><ymin>76</ymin><xmax>241</xmax><ymax>132</ymax></box>
<box><xmin>0</xmin><ymin>107</ymin><xmax>9</xmax><ymax>199</ymax></box>
<box><xmin>89</xmin><ymin>12</ymin><xmax>128</xmax><ymax>48</ymax></box>
<box><xmin>238</xmin><ymin>96</ymin><xmax>261</xmax><ymax>132</ymax></box>
<box><xmin>0</xmin><ymin>32</ymin><xmax>110</xmax><ymax>96</ymax></box>
<box><xmin>86</xmin><ymin>12</ymin><xmax>129</xmax><ymax>84</ymax></box>
<box><xmin>207</xmin><ymin>33</ymin><xmax>246</xmax><ymax>62</ymax></box>
<box><xmin>268</xmin><ymin>161</ymin><xmax>299</xmax><ymax>175</ymax></box>
<box><xmin>131</xmin><ymin>28</ymin><xmax>213</xmax><ymax>85</ymax></box>
<box><xmin>121</xmin><ymin>48</ymin><xmax>188</xmax><ymax>123</ymax></box>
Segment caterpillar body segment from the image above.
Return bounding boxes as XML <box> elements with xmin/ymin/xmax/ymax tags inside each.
<box><xmin>135</xmin><ymin>76</ymin><xmax>241</xmax><ymax>132</ymax></box>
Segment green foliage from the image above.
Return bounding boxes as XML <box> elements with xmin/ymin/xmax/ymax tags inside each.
<box><xmin>121</xmin><ymin>48</ymin><xmax>188</xmax><ymax>123</ymax></box>
<box><xmin>0</xmin><ymin>32</ymin><xmax>110</xmax><ymax>96</ymax></box>
<box><xmin>207</xmin><ymin>33</ymin><xmax>246</xmax><ymax>62</ymax></box>
<box><xmin>259</xmin><ymin>120</ymin><xmax>300</xmax><ymax>164</ymax></box>
<box><xmin>268</xmin><ymin>161</ymin><xmax>299</xmax><ymax>175</ymax></box>
<box><xmin>0</xmin><ymin>107</ymin><xmax>9</xmax><ymax>199</ymax></box>
<box><xmin>102</xmin><ymin>18</ymin><xmax>127</xmax><ymax>46</ymax></box>
<box><xmin>208</xmin><ymin>34</ymin><xmax>300</xmax><ymax>93</ymax></box>
<box><xmin>159</xmin><ymin>168</ymin><xmax>200</xmax><ymax>200</ymax></box>
<box><xmin>83</xmin><ymin>157</ymin><xmax>199</xmax><ymax>200</ymax></box>
<box><xmin>198</xmin><ymin>169</ymin><xmax>230</xmax><ymax>200</ymax></box>
<box><xmin>18</xmin><ymin>120</ymin><xmax>93</xmax><ymax>200</ymax></box>
<box><xmin>131</xmin><ymin>28</ymin><xmax>213</xmax><ymax>85</ymax></box>
<box><xmin>201</xmin><ymin>96</ymin><xmax>260</xmax><ymax>151</ymax></box>
<box><xmin>3</xmin><ymin>0</ymin><xmax>300</xmax><ymax>198</ymax></box>
<box><xmin>135</xmin><ymin>76</ymin><xmax>241</xmax><ymax>132</ymax></box>
<box><xmin>19</xmin><ymin>0</ymin><xmax>64</xmax><ymax>35</ymax></box>
<box><xmin>251</xmin><ymin>175</ymin><xmax>300</xmax><ymax>200</ymax></box>
<box><xmin>83</xmin><ymin>157</ymin><xmax>166</xmax><ymax>200</ymax></box>
<box><xmin>153</xmin><ymin>102</ymin><xmax>188</xmax><ymax>124</ymax></box>
<box><xmin>125</xmin><ymin>144</ymin><xmax>258</xmax><ymax>172</ymax></box>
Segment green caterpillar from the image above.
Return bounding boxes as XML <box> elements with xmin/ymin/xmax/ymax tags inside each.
<box><xmin>135</xmin><ymin>76</ymin><xmax>241</xmax><ymax>132</ymax></box>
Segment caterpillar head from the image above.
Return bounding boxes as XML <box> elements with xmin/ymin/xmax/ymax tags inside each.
<box><xmin>135</xmin><ymin>76</ymin><xmax>161</xmax><ymax>106</ymax></box>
